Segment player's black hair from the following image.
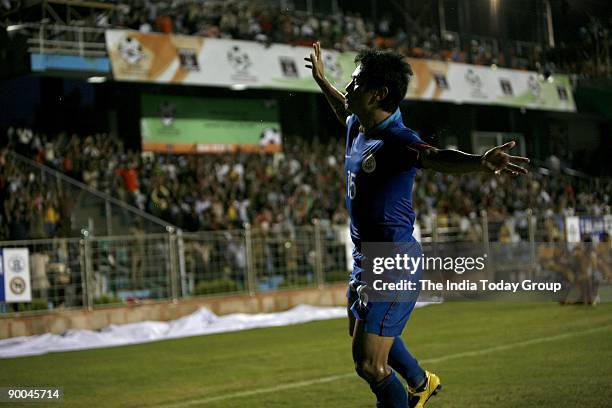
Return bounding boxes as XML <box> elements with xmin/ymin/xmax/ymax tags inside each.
<box><xmin>354</xmin><ymin>49</ymin><xmax>412</xmax><ymax>112</ymax></box>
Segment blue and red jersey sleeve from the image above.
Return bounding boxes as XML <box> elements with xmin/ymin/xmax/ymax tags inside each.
<box><xmin>394</xmin><ymin>128</ymin><xmax>434</xmax><ymax>169</ymax></box>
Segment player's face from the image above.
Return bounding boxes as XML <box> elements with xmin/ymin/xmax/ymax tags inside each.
<box><xmin>344</xmin><ymin>65</ymin><xmax>374</xmax><ymax>116</ymax></box>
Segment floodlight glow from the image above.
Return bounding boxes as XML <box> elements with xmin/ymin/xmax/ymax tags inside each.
<box><xmin>87</xmin><ymin>76</ymin><xmax>107</xmax><ymax>83</ymax></box>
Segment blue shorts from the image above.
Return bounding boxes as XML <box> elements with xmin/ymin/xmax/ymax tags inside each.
<box><xmin>347</xmin><ymin>280</ymin><xmax>420</xmax><ymax>337</ymax></box>
<box><xmin>347</xmin><ymin>240</ymin><xmax>423</xmax><ymax>337</ymax></box>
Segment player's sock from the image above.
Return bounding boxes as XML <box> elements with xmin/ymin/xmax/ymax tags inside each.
<box><xmin>369</xmin><ymin>370</ymin><xmax>408</xmax><ymax>408</ymax></box>
<box><xmin>388</xmin><ymin>336</ymin><xmax>426</xmax><ymax>389</ymax></box>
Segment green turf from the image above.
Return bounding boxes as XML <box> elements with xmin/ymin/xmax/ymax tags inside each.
<box><xmin>1</xmin><ymin>302</ymin><xmax>611</xmax><ymax>407</ymax></box>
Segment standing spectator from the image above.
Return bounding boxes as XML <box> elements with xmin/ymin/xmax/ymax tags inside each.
<box><xmin>117</xmin><ymin>162</ymin><xmax>139</xmax><ymax>206</ymax></box>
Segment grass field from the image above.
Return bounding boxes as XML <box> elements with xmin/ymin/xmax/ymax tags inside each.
<box><xmin>2</xmin><ymin>302</ymin><xmax>611</xmax><ymax>407</ymax></box>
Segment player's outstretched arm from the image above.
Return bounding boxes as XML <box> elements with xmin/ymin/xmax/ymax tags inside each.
<box><xmin>304</xmin><ymin>41</ymin><xmax>349</xmax><ymax>127</ymax></box>
<box><xmin>420</xmin><ymin>141</ymin><xmax>529</xmax><ymax>175</ymax></box>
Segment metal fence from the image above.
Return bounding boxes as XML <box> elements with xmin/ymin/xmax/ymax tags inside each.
<box><xmin>8</xmin><ymin>151</ymin><xmax>173</xmax><ymax>237</ymax></box>
<box><xmin>0</xmin><ymin>221</ymin><xmax>345</xmax><ymax>313</ymax></box>
<box><xmin>1</xmin><ymin>212</ymin><xmax>609</xmax><ymax>314</ymax></box>
<box><xmin>5</xmin><ymin>23</ymin><xmax>108</xmax><ymax>57</ymax></box>
<box><xmin>1</xmin><ymin>237</ymin><xmax>84</xmax><ymax>311</ymax></box>
<box><xmin>6</xmin><ymin>22</ymin><xmax>548</xmax><ymax>73</ymax></box>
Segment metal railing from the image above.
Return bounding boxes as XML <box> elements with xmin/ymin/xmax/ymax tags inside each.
<box><xmin>6</xmin><ymin>23</ymin><xmax>108</xmax><ymax>57</ymax></box>
<box><xmin>6</xmin><ymin>22</ymin><xmax>547</xmax><ymax>70</ymax></box>
<box><xmin>8</xmin><ymin>151</ymin><xmax>175</xmax><ymax>237</ymax></box>
<box><xmin>1</xmin><ymin>211</ymin><xmax>609</xmax><ymax>314</ymax></box>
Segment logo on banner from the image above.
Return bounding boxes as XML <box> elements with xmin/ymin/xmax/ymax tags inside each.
<box><xmin>178</xmin><ymin>48</ymin><xmax>200</xmax><ymax>71</ymax></box>
<box><xmin>323</xmin><ymin>53</ymin><xmax>342</xmax><ymax>81</ymax></box>
<box><xmin>227</xmin><ymin>45</ymin><xmax>257</xmax><ymax>81</ymax></box>
<box><xmin>465</xmin><ymin>69</ymin><xmax>487</xmax><ymax>99</ymax></box>
<box><xmin>556</xmin><ymin>86</ymin><xmax>568</xmax><ymax>101</ymax></box>
<box><xmin>1</xmin><ymin>248</ymin><xmax>31</xmax><ymax>302</ymax></box>
<box><xmin>227</xmin><ymin>45</ymin><xmax>252</xmax><ymax>73</ymax></box>
<box><xmin>159</xmin><ymin>100</ymin><xmax>177</xmax><ymax>127</ymax></box>
<box><xmin>433</xmin><ymin>73</ymin><xmax>449</xmax><ymax>90</ymax></box>
<box><xmin>8</xmin><ymin>255</ymin><xmax>25</xmax><ymax>273</ymax></box>
<box><xmin>118</xmin><ymin>36</ymin><xmax>145</xmax><ymax>65</ymax></box>
<box><xmin>279</xmin><ymin>57</ymin><xmax>299</xmax><ymax>78</ymax></box>
<box><xmin>500</xmin><ymin>79</ymin><xmax>513</xmax><ymax>95</ymax></box>
<box><xmin>465</xmin><ymin>69</ymin><xmax>482</xmax><ymax>88</ymax></box>
<box><xmin>10</xmin><ymin>277</ymin><xmax>26</xmax><ymax>295</ymax></box>
<box><xmin>260</xmin><ymin>128</ymin><xmax>282</xmax><ymax>146</ymax></box>
<box><xmin>527</xmin><ymin>75</ymin><xmax>542</xmax><ymax>100</ymax></box>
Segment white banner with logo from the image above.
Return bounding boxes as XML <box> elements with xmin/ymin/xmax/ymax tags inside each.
<box><xmin>1</xmin><ymin>248</ymin><xmax>31</xmax><ymax>303</ymax></box>
<box><xmin>105</xmin><ymin>31</ymin><xmax>337</xmax><ymax>91</ymax></box>
<box><xmin>105</xmin><ymin>30</ymin><xmax>576</xmax><ymax>112</ymax></box>
<box><xmin>407</xmin><ymin>60</ymin><xmax>575</xmax><ymax>111</ymax></box>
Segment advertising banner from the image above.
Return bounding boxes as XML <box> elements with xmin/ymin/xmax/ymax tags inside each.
<box><xmin>407</xmin><ymin>60</ymin><xmax>576</xmax><ymax>111</ymax></box>
<box><xmin>106</xmin><ymin>30</ymin><xmax>576</xmax><ymax>112</ymax></box>
<box><xmin>1</xmin><ymin>248</ymin><xmax>31</xmax><ymax>303</ymax></box>
<box><xmin>141</xmin><ymin>94</ymin><xmax>281</xmax><ymax>153</ymax></box>
<box><xmin>578</xmin><ymin>215</ymin><xmax>611</xmax><ymax>241</ymax></box>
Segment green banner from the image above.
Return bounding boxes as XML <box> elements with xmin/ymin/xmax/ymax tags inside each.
<box><xmin>141</xmin><ymin>95</ymin><xmax>281</xmax><ymax>153</ymax></box>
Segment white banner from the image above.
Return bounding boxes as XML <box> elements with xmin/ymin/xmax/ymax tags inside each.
<box><xmin>407</xmin><ymin>61</ymin><xmax>576</xmax><ymax>111</ymax></box>
<box><xmin>2</xmin><ymin>248</ymin><xmax>31</xmax><ymax>303</ymax></box>
<box><xmin>105</xmin><ymin>30</ymin><xmax>576</xmax><ymax>112</ymax></box>
<box><xmin>565</xmin><ymin>216</ymin><xmax>581</xmax><ymax>243</ymax></box>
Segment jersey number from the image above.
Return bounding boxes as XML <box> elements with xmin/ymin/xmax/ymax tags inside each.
<box><xmin>347</xmin><ymin>170</ymin><xmax>356</xmax><ymax>199</ymax></box>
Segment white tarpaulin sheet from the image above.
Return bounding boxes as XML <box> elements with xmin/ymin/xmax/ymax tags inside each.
<box><xmin>0</xmin><ymin>305</ymin><xmax>340</xmax><ymax>358</ymax></box>
<box><xmin>0</xmin><ymin>303</ymin><xmax>434</xmax><ymax>358</ymax></box>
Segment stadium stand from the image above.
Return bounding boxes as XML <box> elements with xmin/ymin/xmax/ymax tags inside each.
<box><xmin>1</xmin><ymin>4</ymin><xmax>611</xmax><ymax>408</ymax></box>
<box><xmin>2</xmin><ymin>126</ymin><xmax>610</xmax><ymax>241</ymax></box>
<box><xmin>3</xmin><ymin>0</ymin><xmax>603</xmax><ymax>76</ymax></box>
<box><xmin>0</xmin><ymin>0</ymin><xmax>610</xmax><ymax>316</ymax></box>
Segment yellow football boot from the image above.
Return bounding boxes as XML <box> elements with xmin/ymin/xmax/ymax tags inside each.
<box><xmin>408</xmin><ymin>371</ymin><xmax>441</xmax><ymax>408</ymax></box>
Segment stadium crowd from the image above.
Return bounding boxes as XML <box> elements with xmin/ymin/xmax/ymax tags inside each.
<box><xmin>1</xmin><ymin>0</ymin><xmax>551</xmax><ymax>71</ymax></box>
<box><xmin>4</xmin><ymin>0</ymin><xmax>609</xmax><ymax>76</ymax></box>
<box><xmin>96</xmin><ymin>0</ymin><xmax>542</xmax><ymax>70</ymax></box>
<box><xmin>2</xmin><ymin>126</ymin><xmax>610</xmax><ymax>242</ymax></box>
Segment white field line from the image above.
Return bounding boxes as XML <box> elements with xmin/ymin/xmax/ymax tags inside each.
<box><xmin>153</xmin><ymin>324</ymin><xmax>612</xmax><ymax>408</ymax></box>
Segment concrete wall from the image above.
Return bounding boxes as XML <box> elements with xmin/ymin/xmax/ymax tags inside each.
<box><xmin>0</xmin><ymin>284</ymin><xmax>348</xmax><ymax>339</ymax></box>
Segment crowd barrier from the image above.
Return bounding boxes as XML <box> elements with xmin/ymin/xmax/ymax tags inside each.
<box><xmin>2</xmin><ymin>212</ymin><xmax>609</xmax><ymax>315</ymax></box>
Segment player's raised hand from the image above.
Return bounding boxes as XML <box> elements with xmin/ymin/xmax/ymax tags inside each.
<box><xmin>304</xmin><ymin>41</ymin><xmax>325</xmax><ymax>82</ymax></box>
<box><xmin>481</xmin><ymin>141</ymin><xmax>530</xmax><ymax>176</ymax></box>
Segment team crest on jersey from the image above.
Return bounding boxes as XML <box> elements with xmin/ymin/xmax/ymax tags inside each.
<box><xmin>362</xmin><ymin>154</ymin><xmax>376</xmax><ymax>173</ymax></box>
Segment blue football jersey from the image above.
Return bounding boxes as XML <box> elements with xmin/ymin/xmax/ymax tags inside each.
<box><xmin>345</xmin><ymin>109</ymin><xmax>431</xmax><ymax>273</ymax></box>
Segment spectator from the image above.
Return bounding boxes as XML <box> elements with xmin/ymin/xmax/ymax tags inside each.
<box><xmin>1</xmin><ymin>125</ymin><xmax>611</xmax><ymax>240</ymax></box>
